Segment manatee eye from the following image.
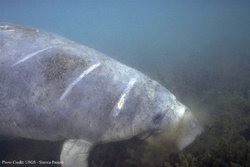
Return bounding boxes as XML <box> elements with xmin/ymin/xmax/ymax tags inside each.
<box><xmin>152</xmin><ymin>113</ymin><xmax>164</xmax><ymax>125</ymax></box>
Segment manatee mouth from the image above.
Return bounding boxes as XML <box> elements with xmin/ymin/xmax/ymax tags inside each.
<box><xmin>142</xmin><ymin>108</ymin><xmax>203</xmax><ymax>151</ymax></box>
<box><xmin>176</xmin><ymin>110</ymin><xmax>203</xmax><ymax>150</ymax></box>
<box><xmin>136</xmin><ymin>129</ymin><xmax>161</xmax><ymax>140</ymax></box>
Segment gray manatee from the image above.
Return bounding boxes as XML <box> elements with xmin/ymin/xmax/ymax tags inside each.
<box><xmin>0</xmin><ymin>23</ymin><xmax>202</xmax><ymax>167</ymax></box>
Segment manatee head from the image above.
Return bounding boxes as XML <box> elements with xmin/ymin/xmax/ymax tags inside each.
<box><xmin>101</xmin><ymin>79</ymin><xmax>202</xmax><ymax>151</ymax></box>
<box><xmin>144</xmin><ymin>105</ymin><xmax>203</xmax><ymax>151</ymax></box>
<box><xmin>133</xmin><ymin>82</ymin><xmax>203</xmax><ymax>151</ymax></box>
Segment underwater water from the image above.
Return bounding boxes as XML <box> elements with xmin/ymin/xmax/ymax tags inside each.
<box><xmin>0</xmin><ymin>0</ymin><xmax>250</xmax><ymax>166</ymax></box>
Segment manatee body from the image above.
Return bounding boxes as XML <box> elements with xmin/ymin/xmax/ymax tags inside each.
<box><xmin>0</xmin><ymin>23</ymin><xmax>202</xmax><ymax>167</ymax></box>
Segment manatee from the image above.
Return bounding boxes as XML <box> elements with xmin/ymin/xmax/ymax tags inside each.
<box><xmin>0</xmin><ymin>23</ymin><xmax>202</xmax><ymax>167</ymax></box>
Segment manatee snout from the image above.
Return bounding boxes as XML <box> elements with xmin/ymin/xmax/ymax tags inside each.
<box><xmin>145</xmin><ymin>106</ymin><xmax>202</xmax><ymax>152</ymax></box>
<box><xmin>176</xmin><ymin>108</ymin><xmax>203</xmax><ymax>150</ymax></box>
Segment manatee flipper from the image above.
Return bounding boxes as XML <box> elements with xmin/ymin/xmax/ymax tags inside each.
<box><xmin>60</xmin><ymin>139</ymin><xmax>92</xmax><ymax>167</ymax></box>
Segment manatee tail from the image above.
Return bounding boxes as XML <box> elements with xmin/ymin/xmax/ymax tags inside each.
<box><xmin>60</xmin><ymin>139</ymin><xmax>92</xmax><ymax>167</ymax></box>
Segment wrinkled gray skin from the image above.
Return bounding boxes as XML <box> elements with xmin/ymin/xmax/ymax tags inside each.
<box><xmin>0</xmin><ymin>23</ymin><xmax>202</xmax><ymax>167</ymax></box>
